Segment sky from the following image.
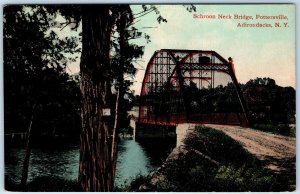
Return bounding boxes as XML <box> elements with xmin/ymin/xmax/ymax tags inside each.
<box><xmin>129</xmin><ymin>4</ymin><xmax>295</xmax><ymax>94</ymax></box>
<box><xmin>65</xmin><ymin>4</ymin><xmax>295</xmax><ymax>95</ymax></box>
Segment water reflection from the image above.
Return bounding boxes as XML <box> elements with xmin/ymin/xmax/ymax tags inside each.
<box><xmin>115</xmin><ymin>137</ymin><xmax>176</xmax><ymax>187</ymax></box>
<box><xmin>5</xmin><ymin>137</ymin><xmax>176</xmax><ymax>188</ymax></box>
<box><xmin>29</xmin><ymin>146</ymin><xmax>79</xmax><ymax>182</ymax></box>
<box><xmin>5</xmin><ymin>145</ymin><xmax>79</xmax><ymax>184</ymax></box>
<box><xmin>115</xmin><ymin>138</ymin><xmax>154</xmax><ymax>187</ymax></box>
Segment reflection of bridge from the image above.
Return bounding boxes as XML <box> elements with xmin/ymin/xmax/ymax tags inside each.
<box><xmin>136</xmin><ymin>49</ymin><xmax>250</xmax><ymax>138</ymax></box>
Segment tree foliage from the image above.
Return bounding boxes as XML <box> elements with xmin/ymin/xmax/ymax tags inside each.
<box><xmin>4</xmin><ymin>5</ymin><xmax>81</xmax><ymax>140</ymax></box>
<box><xmin>110</xmin><ymin>5</ymin><xmax>145</xmax><ymax>132</ymax></box>
<box><xmin>4</xmin><ymin>5</ymin><xmax>82</xmax><ymax>191</ymax></box>
<box><xmin>183</xmin><ymin>78</ymin><xmax>295</xmax><ymax>124</ymax></box>
<box><xmin>242</xmin><ymin>77</ymin><xmax>295</xmax><ymax>124</ymax></box>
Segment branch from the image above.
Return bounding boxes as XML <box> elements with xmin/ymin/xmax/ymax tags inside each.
<box><xmin>134</xmin><ymin>8</ymin><xmax>156</xmax><ymax>19</ymax></box>
<box><xmin>133</xmin><ymin>61</ymin><xmax>145</xmax><ymax>69</ymax></box>
<box><xmin>60</xmin><ymin>21</ymin><xmax>76</xmax><ymax>31</ymax></box>
<box><xmin>129</xmin><ymin>19</ymin><xmax>141</xmax><ymax>26</ymax></box>
<box><xmin>133</xmin><ymin>7</ymin><xmax>155</xmax><ymax>16</ymax></box>
<box><xmin>66</xmin><ymin>64</ymin><xmax>73</xmax><ymax>73</ymax></box>
<box><xmin>141</xmin><ymin>26</ymin><xmax>158</xmax><ymax>29</ymax></box>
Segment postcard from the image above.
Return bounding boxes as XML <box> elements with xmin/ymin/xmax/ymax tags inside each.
<box><xmin>3</xmin><ymin>4</ymin><xmax>295</xmax><ymax>192</ymax></box>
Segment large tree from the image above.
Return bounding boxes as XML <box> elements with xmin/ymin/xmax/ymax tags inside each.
<box><xmin>46</xmin><ymin>5</ymin><xmax>131</xmax><ymax>191</ymax></box>
<box><xmin>66</xmin><ymin>5</ymin><xmax>161</xmax><ymax>191</ymax></box>
<box><xmin>77</xmin><ymin>5</ymin><xmax>114</xmax><ymax>191</ymax></box>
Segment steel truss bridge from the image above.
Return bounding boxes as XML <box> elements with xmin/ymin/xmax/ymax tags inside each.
<box><xmin>137</xmin><ymin>49</ymin><xmax>250</xmax><ymax>127</ymax></box>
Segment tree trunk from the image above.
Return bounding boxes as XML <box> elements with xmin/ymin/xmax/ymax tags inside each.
<box><xmin>111</xmin><ymin>8</ymin><xmax>127</xmax><ymax>186</ymax></box>
<box><xmin>21</xmin><ymin>103</ymin><xmax>36</xmax><ymax>191</ymax></box>
<box><xmin>111</xmin><ymin>87</ymin><xmax>121</xmax><ymax>185</ymax></box>
<box><xmin>78</xmin><ymin>5</ymin><xmax>113</xmax><ymax>192</ymax></box>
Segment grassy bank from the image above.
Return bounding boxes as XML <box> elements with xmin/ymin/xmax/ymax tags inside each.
<box><xmin>128</xmin><ymin>125</ymin><xmax>290</xmax><ymax>192</ymax></box>
<box><xmin>5</xmin><ymin>176</ymin><xmax>78</xmax><ymax>192</ymax></box>
<box><xmin>252</xmin><ymin>123</ymin><xmax>295</xmax><ymax>137</ymax></box>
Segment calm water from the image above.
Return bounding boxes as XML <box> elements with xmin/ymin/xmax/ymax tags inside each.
<box><xmin>5</xmin><ymin>137</ymin><xmax>175</xmax><ymax>188</ymax></box>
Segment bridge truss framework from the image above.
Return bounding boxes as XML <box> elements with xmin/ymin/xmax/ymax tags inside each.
<box><xmin>138</xmin><ymin>49</ymin><xmax>250</xmax><ymax>126</ymax></box>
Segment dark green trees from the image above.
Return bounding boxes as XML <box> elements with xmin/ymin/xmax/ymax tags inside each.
<box><xmin>4</xmin><ymin>5</ymin><xmax>81</xmax><ymax>138</ymax></box>
<box><xmin>4</xmin><ymin>5</ymin><xmax>81</xmax><ymax>189</ymax></box>
<box><xmin>243</xmin><ymin>77</ymin><xmax>295</xmax><ymax>124</ymax></box>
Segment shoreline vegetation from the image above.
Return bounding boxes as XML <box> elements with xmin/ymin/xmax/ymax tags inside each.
<box><xmin>6</xmin><ymin>125</ymin><xmax>295</xmax><ymax>192</ymax></box>
<box><xmin>118</xmin><ymin>125</ymin><xmax>294</xmax><ymax>192</ymax></box>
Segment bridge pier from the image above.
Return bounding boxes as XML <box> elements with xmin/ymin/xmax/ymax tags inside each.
<box><xmin>135</xmin><ymin>123</ymin><xmax>176</xmax><ymax>140</ymax></box>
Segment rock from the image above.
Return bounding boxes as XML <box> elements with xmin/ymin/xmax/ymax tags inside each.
<box><xmin>138</xmin><ymin>185</ymin><xmax>148</xmax><ymax>191</ymax></box>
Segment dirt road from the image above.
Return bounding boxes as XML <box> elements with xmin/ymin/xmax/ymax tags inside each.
<box><xmin>204</xmin><ymin>124</ymin><xmax>296</xmax><ymax>189</ymax></box>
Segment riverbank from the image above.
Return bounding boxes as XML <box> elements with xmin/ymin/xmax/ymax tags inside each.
<box><xmin>5</xmin><ymin>176</ymin><xmax>79</xmax><ymax>192</ymax></box>
<box><xmin>5</xmin><ymin>135</ymin><xmax>174</xmax><ymax>192</ymax></box>
<box><xmin>131</xmin><ymin>125</ymin><xmax>293</xmax><ymax>192</ymax></box>
<box><xmin>6</xmin><ymin>123</ymin><xmax>295</xmax><ymax>192</ymax></box>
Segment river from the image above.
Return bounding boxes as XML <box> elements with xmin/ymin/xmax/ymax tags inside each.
<box><xmin>5</xmin><ymin>136</ymin><xmax>176</xmax><ymax>189</ymax></box>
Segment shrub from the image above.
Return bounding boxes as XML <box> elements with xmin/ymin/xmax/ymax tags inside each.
<box><xmin>114</xmin><ymin>173</ymin><xmax>150</xmax><ymax>191</ymax></box>
<box><xmin>185</xmin><ymin>125</ymin><xmax>261</xmax><ymax>167</ymax></box>
<box><xmin>252</xmin><ymin>123</ymin><xmax>293</xmax><ymax>136</ymax></box>
<box><xmin>151</xmin><ymin>125</ymin><xmax>286</xmax><ymax>191</ymax></box>
<box><xmin>26</xmin><ymin>176</ymin><xmax>78</xmax><ymax>191</ymax></box>
<box><xmin>215</xmin><ymin>164</ymin><xmax>276</xmax><ymax>191</ymax></box>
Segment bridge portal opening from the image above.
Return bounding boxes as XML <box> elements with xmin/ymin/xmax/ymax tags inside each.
<box><xmin>137</xmin><ymin>49</ymin><xmax>250</xmax><ymax>133</ymax></box>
